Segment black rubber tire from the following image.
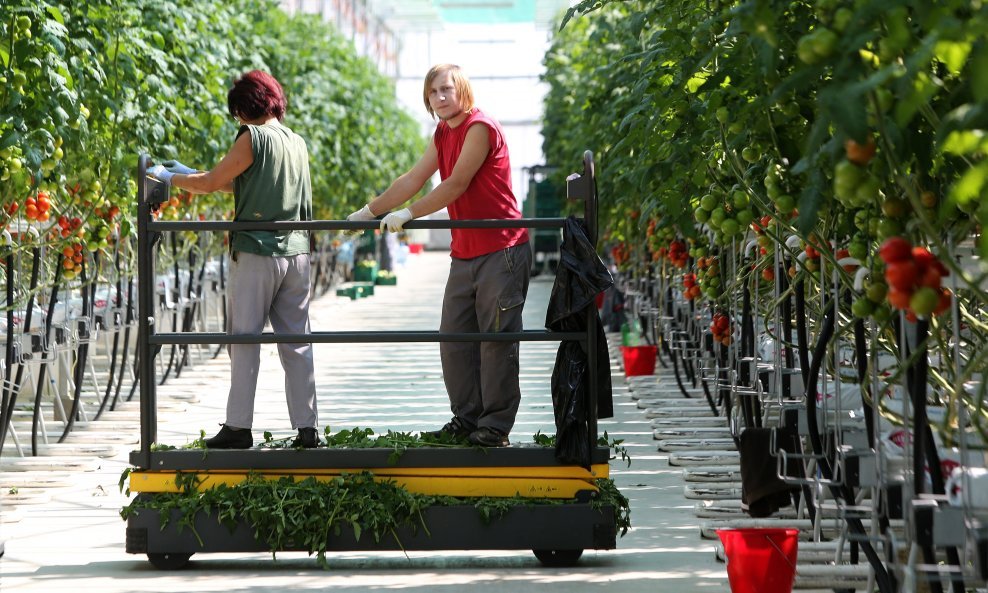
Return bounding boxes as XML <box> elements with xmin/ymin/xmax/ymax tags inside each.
<box><xmin>533</xmin><ymin>549</ymin><xmax>584</xmax><ymax>567</ymax></box>
<box><xmin>147</xmin><ymin>552</ymin><xmax>192</xmax><ymax>570</ymax></box>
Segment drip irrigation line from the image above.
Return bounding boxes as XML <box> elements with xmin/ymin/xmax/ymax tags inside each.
<box><xmin>32</xmin><ymin>254</ymin><xmax>63</xmax><ymax>455</ymax></box>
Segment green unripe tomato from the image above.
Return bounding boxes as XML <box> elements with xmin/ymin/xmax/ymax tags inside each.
<box><xmin>774</xmin><ymin>194</ymin><xmax>796</xmax><ymax>214</ymax></box>
<box><xmin>719</xmin><ymin>219</ymin><xmax>740</xmax><ymax>237</ymax></box>
<box><xmin>866</xmin><ymin>282</ymin><xmax>888</xmax><ymax>303</ymax></box>
<box><xmin>852</xmin><ymin>297</ymin><xmax>875</xmax><ymax>318</ymax></box>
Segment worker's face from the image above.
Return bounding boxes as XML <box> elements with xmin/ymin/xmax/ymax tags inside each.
<box><xmin>428</xmin><ymin>71</ymin><xmax>462</xmax><ymax>121</ymax></box>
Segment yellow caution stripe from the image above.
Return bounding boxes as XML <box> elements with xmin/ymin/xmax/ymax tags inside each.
<box><xmin>128</xmin><ymin>469</ymin><xmax>604</xmax><ymax>499</ymax></box>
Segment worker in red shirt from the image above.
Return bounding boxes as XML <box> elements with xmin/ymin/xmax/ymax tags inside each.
<box><xmin>347</xmin><ymin>64</ymin><xmax>530</xmax><ymax>447</ymax></box>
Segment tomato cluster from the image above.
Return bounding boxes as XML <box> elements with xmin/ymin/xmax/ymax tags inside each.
<box><xmin>682</xmin><ymin>273</ymin><xmax>701</xmax><ymax>300</ymax></box>
<box><xmin>17</xmin><ymin>191</ymin><xmax>53</xmax><ymax>223</ymax></box>
<box><xmin>610</xmin><ymin>242</ymin><xmax>631</xmax><ymax>268</ymax></box>
<box><xmin>60</xmin><ymin>242</ymin><xmax>85</xmax><ymax>280</ymax></box>
<box><xmin>663</xmin><ymin>239</ymin><xmax>688</xmax><ymax>268</ymax></box>
<box><xmin>880</xmin><ymin>237</ymin><xmax>952</xmax><ymax>319</ymax></box>
<box><xmin>710</xmin><ymin>312</ymin><xmax>732</xmax><ymax>346</ymax></box>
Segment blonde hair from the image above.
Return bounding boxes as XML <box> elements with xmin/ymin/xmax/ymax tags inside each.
<box><xmin>423</xmin><ymin>64</ymin><xmax>475</xmax><ymax>118</ymax></box>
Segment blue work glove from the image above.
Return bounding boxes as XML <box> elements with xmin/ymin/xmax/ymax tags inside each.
<box><xmin>162</xmin><ymin>160</ymin><xmax>198</xmax><ymax>175</ymax></box>
<box><xmin>380</xmin><ymin>208</ymin><xmax>413</xmax><ymax>233</ymax></box>
<box><xmin>146</xmin><ymin>164</ymin><xmax>174</xmax><ymax>182</ymax></box>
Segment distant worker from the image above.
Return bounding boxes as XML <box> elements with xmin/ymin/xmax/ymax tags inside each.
<box><xmin>347</xmin><ymin>64</ymin><xmax>530</xmax><ymax>447</ymax></box>
<box><xmin>147</xmin><ymin>70</ymin><xmax>319</xmax><ymax>449</ymax></box>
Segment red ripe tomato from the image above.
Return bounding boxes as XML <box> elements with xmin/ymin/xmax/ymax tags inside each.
<box><xmin>918</xmin><ymin>266</ymin><xmax>942</xmax><ymax>289</ymax></box>
<box><xmin>845</xmin><ymin>136</ymin><xmax>877</xmax><ymax>166</ymax></box>
<box><xmin>934</xmin><ymin>288</ymin><xmax>952</xmax><ymax>315</ymax></box>
<box><xmin>762</xmin><ymin>268</ymin><xmax>775</xmax><ymax>281</ymax></box>
<box><xmin>911</xmin><ymin>247</ymin><xmax>935</xmax><ymax>271</ymax></box>
<box><xmin>879</xmin><ymin>237</ymin><xmax>912</xmax><ymax>263</ymax></box>
<box><xmin>887</xmin><ymin>288</ymin><xmax>912</xmax><ymax>310</ymax></box>
<box><xmin>884</xmin><ymin>260</ymin><xmax>918</xmax><ymax>291</ymax></box>
<box><xmin>6</xmin><ymin>202</ymin><xmax>18</xmax><ymax>215</ymax></box>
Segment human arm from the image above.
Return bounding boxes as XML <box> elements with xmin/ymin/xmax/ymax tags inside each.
<box><xmin>378</xmin><ymin>124</ymin><xmax>491</xmax><ymax>231</ymax></box>
<box><xmin>154</xmin><ymin>130</ymin><xmax>253</xmax><ymax>194</ymax></box>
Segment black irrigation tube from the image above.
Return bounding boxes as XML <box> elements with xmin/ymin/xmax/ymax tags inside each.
<box><xmin>738</xmin><ymin>265</ymin><xmax>759</xmax><ymax>429</ymax></box>
<box><xmin>95</xmin><ymin>247</ymin><xmax>125</xmax><ymax>420</ymax></box>
<box><xmin>175</xmin><ymin>241</ymin><xmax>207</xmax><ymax>378</ymax></box>
<box><xmin>157</xmin><ymin>233</ymin><xmax>180</xmax><ymax>385</ymax></box>
<box><xmin>1</xmin><ymin>247</ymin><xmax>13</xmax><ymax>453</ymax></box>
<box><xmin>31</xmin><ymin>254</ymin><xmax>63</xmax><ymax>455</ymax></box>
<box><xmin>211</xmin><ymin>252</ymin><xmax>228</xmax><ymax>360</ymax></box>
<box><xmin>803</xmin><ymin>296</ymin><xmax>895</xmax><ymax>593</ymax></box>
<box><xmin>0</xmin><ymin>244</ymin><xmax>41</xmax><ymax>455</ymax></box>
<box><xmin>58</xmin><ymin>257</ymin><xmax>92</xmax><ymax>443</ymax></box>
<box><xmin>113</xmin><ymin>269</ymin><xmax>136</xmax><ymax>408</ymax></box>
<box><xmin>907</xmin><ymin>318</ymin><xmax>964</xmax><ymax>593</ymax></box>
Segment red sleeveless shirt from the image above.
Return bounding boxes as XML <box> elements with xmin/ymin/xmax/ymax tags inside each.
<box><xmin>434</xmin><ymin>108</ymin><xmax>529</xmax><ymax>259</ymax></box>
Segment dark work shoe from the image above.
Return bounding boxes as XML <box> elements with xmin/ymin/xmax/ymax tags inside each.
<box><xmin>292</xmin><ymin>427</ymin><xmax>319</xmax><ymax>449</ymax></box>
<box><xmin>422</xmin><ymin>417</ymin><xmax>476</xmax><ymax>440</ymax></box>
<box><xmin>468</xmin><ymin>426</ymin><xmax>509</xmax><ymax>447</ymax></box>
<box><xmin>204</xmin><ymin>425</ymin><xmax>252</xmax><ymax>449</ymax></box>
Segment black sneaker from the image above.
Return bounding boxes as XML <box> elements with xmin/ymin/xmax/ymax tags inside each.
<box><xmin>422</xmin><ymin>417</ymin><xmax>476</xmax><ymax>440</ymax></box>
<box><xmin>291</xmin><ymin>427</ymin><xmax>319</xmax><ymax>449</ymax></box>
<box><xmin>204</xmin><ymin>425</ymin><xmax>252</xmax><ymax>449</ymax></box>
<box><xmin>468</xmin><ymin>426</ymin><xmax>509</xmax><ymax>447</ymax></box>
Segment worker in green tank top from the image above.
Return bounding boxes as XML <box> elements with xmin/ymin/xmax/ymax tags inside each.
<box><xmin>146</xmin><ymin>70</ymin><xmax>319</xmax><ymax>449</ymax></box>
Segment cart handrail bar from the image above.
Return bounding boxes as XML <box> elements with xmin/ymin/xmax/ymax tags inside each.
<box><xmin>147</xmin><ymin>218</ymin><xmax>568</xmax><ymax>232</ymax></box>
<box><xmin>149</xmin><ymin>330</ymin><xmax>587</xmax><ymax>346</ymax></box>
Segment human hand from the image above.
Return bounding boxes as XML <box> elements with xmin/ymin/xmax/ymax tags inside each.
<box><xmin>162</xmin><ymin>160</ymin><xmax>198</xmax><ymax>175</ymax></box>
<box><xmin>344</xmin><ymin>204</ymin><xmax>376</xmax><ymax>236</ymax></box>
<box><xmin>146</xmin><ymin>164</ymin><xmax>174</xmax><ymax>183</ymax></box>
<box><xmin>380</xmin><ymin>208</ymin><xmax>413</xmax><ymax>233</ymax></box>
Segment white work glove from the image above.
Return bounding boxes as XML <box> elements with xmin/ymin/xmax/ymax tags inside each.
<box><xmin>344</xmin><ymin>204</ymin><xmax>376</xmax><ymax>236</ymax></box>
<box><xmin>146</xmin><ymin>164</ymin><xmax>174</xmax><ymax>182</ymax></box>
<box><xmin>162</xmin><ymin>160</ymin><xmax>199</xmax><ymax>175</ymax></box>
<box><xmin>380</xmin><ymin>208</ymin><xmax>413</xmax><ymax>233</ymax></box>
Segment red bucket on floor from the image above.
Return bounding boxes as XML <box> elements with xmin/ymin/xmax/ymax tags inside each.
<box><xmin>717</xmin><ymin>528</ymin><xmax>798</xmax><ymax>593</ymax></box>
<box><xmin>620</xmin><ymin>345</ymin><xmax>656</xmax><ymax>376</ymax></box>
<box><xmin>408</xmin><ymin>243</ymin><xmax>424</xmax><ymax>254</ymax></box>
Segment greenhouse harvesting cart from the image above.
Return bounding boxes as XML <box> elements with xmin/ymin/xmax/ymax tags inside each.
<box><xmin>124</xmin><ymin>151</ymin><xmax>618</xmax><ymax>569</ymax></box>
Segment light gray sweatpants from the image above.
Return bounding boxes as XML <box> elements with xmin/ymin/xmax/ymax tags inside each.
<box><xmin>439</xmin><ymin>243</ymin><xmax>532</xmax><ymax>434</ymax></box>
<box><xmin>225</xmin><ymin>251</ymin><xmax>317</xmax><ymax>430</ymax></box>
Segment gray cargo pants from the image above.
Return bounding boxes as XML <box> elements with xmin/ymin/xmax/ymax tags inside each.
<box><xmin>439</xmin><ymin>242</ymin><xmax>532</xmax><ymax>434</ymax></box>
<box><xmin>225</xmin><ymin>251</ymin><xmax>317</xmax><ymax>430</ymax></box>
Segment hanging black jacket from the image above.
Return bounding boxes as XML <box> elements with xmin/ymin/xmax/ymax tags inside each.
<box><xmin>545</xmin><ymin>217</ymin><xmax>614</xmax><ymax>466</ymax></box>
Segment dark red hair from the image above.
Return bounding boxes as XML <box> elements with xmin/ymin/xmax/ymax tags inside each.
<box><xmin>227</xmin><ymin>70</ymin><xmax>287</xmax><ymax>122</ymax></box>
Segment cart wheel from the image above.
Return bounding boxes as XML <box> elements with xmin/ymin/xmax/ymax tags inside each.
<box><xmin>533</xmin><ymin>549</ymin><xmax>583</xmax><ymax>567</ymax></box>
<box><xmin>147</xmin><ymin>552</ymin><xmax>192</xmax><ymax>570</ymax></box>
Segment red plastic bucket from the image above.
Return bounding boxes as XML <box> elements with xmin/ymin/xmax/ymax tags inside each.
<box><xmin>408</xmin><ymin>243</ymin><xmax>424</xmax><ymax>254</ymax></box>
<box><xmin>717</xmin><ymin>528</ymin><xmax>798</xmax><ymax>593</ymax></box>
<box><xmin>621</xmin><ymin>345</ymin><xmax>656</xmax><ymax>376</ymax></box>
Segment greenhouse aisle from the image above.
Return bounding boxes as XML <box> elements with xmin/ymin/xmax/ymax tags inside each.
<box><xmin>0</xmin><ymin>248</ymin><xmax>816</xmax><ymax>592</ymax></box>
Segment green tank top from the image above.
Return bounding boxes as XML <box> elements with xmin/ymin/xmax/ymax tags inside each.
<box><xmin>231</xmin><ymin>122</ymin><xmax>312</xmax><ymax>256</ymax></box>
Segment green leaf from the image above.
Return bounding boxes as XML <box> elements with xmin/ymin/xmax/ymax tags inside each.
<box><xmin>934</xmin><ymin>40</ymin><xmax>971</xmax><ymax>75</ymax></box>
<box><xmin>948</xmin><ymin>160</ymin><xmax>988</xmax><ymax>209</ymax></box>
<box><xmin>47</xmin><ymin>5</ymin><xmax>65</xmax><ymax>25</ymax></box>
